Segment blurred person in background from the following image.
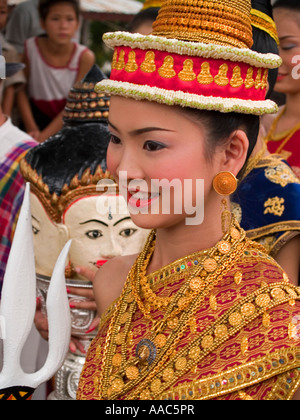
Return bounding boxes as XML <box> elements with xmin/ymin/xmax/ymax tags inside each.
<box><xmin>16</xmin><ymin>0</ymin><xmax>94</xmax><ymax>143</ymax></box>
<box><xmin>263</xmin><ymin>0</ymin><xmax>300</xmax><ymax>178</ymax></box>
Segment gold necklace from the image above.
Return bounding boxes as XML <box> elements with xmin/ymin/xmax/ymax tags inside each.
<box><xmin>131</xmin><ymin>228</ymin><xmax>241</xmax><ymax>329</ymax></box>
<box><xmin>98</xmin><ymin>221</ymin><xmax>247</xmax><ymax>400</ymax></box>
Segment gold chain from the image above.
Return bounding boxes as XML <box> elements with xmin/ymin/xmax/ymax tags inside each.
<box><xmin>98</xmin><ymin>221</ymin><xmax>247</xmax><ymax>400</ymax></box>
<box><xmin>132</xmin><ymin>227</ymin><xmax>239</xmax><ymax>328</ymax></box>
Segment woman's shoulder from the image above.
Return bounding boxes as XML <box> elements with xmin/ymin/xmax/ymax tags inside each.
<box><xmin>93</xmin><ymin>254</ymin><xmax>138</xmax><ymax>315</ymax></box>
<box><xmin>105</xmin><ymin>254</ymin><xmax>137</xmax><ymax>276</ymax></box>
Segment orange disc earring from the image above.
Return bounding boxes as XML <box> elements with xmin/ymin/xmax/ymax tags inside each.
<box><xmin>213</xmin><ymin>172</ymin><xmax>238</xmax><ymax>234</ymax></box>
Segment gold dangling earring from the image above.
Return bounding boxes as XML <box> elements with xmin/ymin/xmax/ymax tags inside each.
<box><xmin>213</xmin><ymin>171</ymin><xmax>238</xmax><ymax>234</ymax></box>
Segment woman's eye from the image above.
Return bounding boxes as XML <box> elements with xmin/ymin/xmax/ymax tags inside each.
<box><xmin>32</xmin><ymin>226</ymin><xmax>40</xmax><ymax>235</ymax></box>
<box><xmin>86</xmin><ymin>230</ymin><xmax>103</xmax><ymax>240</ymax></box>
<box><xmin>280</xmin><ymin>44</ymin><xmax>296</xmax><ymax>51</ymax></box>
<box><xmin>143</xmin><ymin>141</ymin><xmax>166</xmax><ymax>152</ymax></box>
<box><xmin>110</xmin><ymin>134</ymin><xmax>121</xmax><ymax>145</ymax></box>
<box><xmin>119</xmin><ymin>228</ymin><xmax>137</xmax><ymax>238</ymax></box>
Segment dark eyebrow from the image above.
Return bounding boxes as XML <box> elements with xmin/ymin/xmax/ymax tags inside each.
<box><xmin>279</xmin><ymin>35</ymin><xmax>297</xmax><ymax>41</ymax></box>
<box><xmin>79</xmin><ymin>220</ymin><xmax>109</xmax><ymax>227</ymax></box>
<box><xmin>113</xmin><ymin>217</ymin><xmax>132</xmax><ymax>227</ymax></box>
<box><xmin>108</xmin><ymin>119</ymin><xmax>175</xmax><ymax>136</ymax></box>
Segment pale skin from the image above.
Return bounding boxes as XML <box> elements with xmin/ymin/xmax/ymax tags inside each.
<box><xmin>17</xmin><ymin>2</ymin><xmax>95</xmax><ymax>143</ymax></box>
<box><xmin>93</xmin><ymin>96</ymin><xmax>249</xmax><ymax>316</ymax></box>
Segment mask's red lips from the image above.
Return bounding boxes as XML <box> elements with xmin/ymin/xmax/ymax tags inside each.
<box><xmin>96</xmin><ymin>260</ymin><xmax>108</xmax><ymax>267</ymax></box>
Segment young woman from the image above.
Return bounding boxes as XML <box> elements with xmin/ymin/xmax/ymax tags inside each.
<box><xmin>77</xmin><ymin>0</ymin><xmax>300</xmax><ymax>400</ymax></box>
<box><xmin>264</xmin><ymin>0</ymin><xmax>300</xmax><ymax>178</ymax></box>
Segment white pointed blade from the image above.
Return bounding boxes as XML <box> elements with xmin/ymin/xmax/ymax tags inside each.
<box><xmin>30</xmin><ymin>241</ymin><xmax>72</xmax><ymax>388</ymax></box>
<box><xmin>0</xmin><ymin>183</ymin><xmax>36</xmax><ymax>388</ymax></box>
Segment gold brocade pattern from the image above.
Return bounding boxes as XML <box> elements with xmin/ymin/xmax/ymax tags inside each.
<box><xmin>77</xmin><ymin>229</ymin><xmax>300</xmax><ymax>401</ymax></box>
<box><xmin>264</xmin><ymin>197</ymin><xmax>285</xmax><ymax>217</ymax></box>
<box><xmin>264</xmin><ymin>164</ymin><xmax>300</xmax><ymax>188</ymax></box>
<box><xmin>112</xmin><ymin>49</ymin><xmax>268</xmax><ymax>92</ymax></box>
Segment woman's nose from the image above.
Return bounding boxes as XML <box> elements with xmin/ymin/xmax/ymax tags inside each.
<box><xmin>116</xmin><ymin>150</ymin><xmax>145</xmax><ymax>183</ymax></box>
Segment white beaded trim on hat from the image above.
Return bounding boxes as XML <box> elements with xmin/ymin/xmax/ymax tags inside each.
<box><xmin>95</xmin><ymin>79</ymin><xmax>278</xmax><ymax>115</ymax></box>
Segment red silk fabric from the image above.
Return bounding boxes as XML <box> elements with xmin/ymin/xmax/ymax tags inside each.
<box><xmin>110</xmin><ymin>46</ymin><xmax>267</xmax><ymax>102</ymax></box>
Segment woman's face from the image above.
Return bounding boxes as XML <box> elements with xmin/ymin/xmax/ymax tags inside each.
<box><xmin>273</xmin><ymin>8</ymin><xmax>300</xmax><ymax>94</ymax></box>
<box><xmin>63</xmin><ymin>194</ymin><xmax>149</xmax><ymax>273</ymax></box>
<box><xmin>107</xmin><ymin>97</ymin><xmax>222</xmax><ymax>230</ymax></box>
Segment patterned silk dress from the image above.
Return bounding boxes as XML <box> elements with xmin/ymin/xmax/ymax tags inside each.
<box><xmin>77</xmin><ymin>225</ymin><xmax>300</xmax><ymax>400</ymax></box>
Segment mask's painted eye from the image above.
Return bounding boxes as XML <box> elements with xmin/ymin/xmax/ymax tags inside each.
<box><xmin>119</xmin><ymin>228</ymin><xmax>137</xmax><ymax>238</ymax></box>
<box><xmin>85</xmin><ymin>230</ymin><xmax>103</xmax><ymax>239</ymax></box>
<box><xmin>32</xmin><ymin>226</ymin><xmax>40</xmax><ymax>235</ymax></box>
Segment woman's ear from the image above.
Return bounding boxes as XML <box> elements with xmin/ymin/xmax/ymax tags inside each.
<box><xmin>221</xmin><ymin>129</ymin><xmax>249</xmax><ymax>177</ymax></box>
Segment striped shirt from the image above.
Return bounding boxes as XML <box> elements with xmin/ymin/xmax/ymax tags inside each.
<box><xmin>0</xmin><ymin>119</ymin><xmax>37</xmax><ymax>294</ymax></box>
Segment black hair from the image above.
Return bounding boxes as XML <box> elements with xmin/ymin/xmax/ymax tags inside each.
<box><xmin>251</xmin><ymin>0</ymin><xmax>279</xmax><ymax>99</ymax></box>
<box><xmin>273</xmin><ymin>0</ymin><xmax>300</xmax><ymax>12</ymax></box>
<box><xmin>38</xmin><ymin>0</ymin><xmax>80</xmax><ymax>21</ymax></box>
<box><xmin>180</xmin><ymin>108</ymin><xmax>260</xmax><ymax>179</ymax></box>
<box><xmin>25</xmin><ymin>123</ymin><xmax>110</xmax><ymax>196</ymax></box>
<box><xmin>128</xmin><ymin>7</ymin><xmax>160</xmax><ymax>33</ymax></box>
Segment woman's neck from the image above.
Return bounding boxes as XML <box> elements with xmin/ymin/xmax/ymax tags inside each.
<box><xmin>147</xmin><ymin>196</ymin><xmax>225</xmax><ymax>273</ymax></box>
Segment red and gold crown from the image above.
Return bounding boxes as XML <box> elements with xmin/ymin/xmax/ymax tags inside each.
<box><xmin>96</xmin><ymin>0</ymin><xmax>281</xmax><ymax>115</ymax></box>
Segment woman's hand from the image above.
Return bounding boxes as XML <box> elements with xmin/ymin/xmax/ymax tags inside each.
<box><xmin>28</xmin><ymin>129</ymin><xmax>41</xmax><ymax>142</ymax></box>
<box><xmin>67</xmin><ymin>266</ymin><xmax>98</xmax><ymax>312</ymax></box>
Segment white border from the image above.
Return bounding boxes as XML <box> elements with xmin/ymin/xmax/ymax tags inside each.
<box><xmin>96</xmin><ymin>79</ymin><xmax>278</xmax><ymax>115</ymax></box>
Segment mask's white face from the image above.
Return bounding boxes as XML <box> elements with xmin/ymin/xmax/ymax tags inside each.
<box><xmin>30</xmin><ymin>192</ymin><xmax>68</xmax><ymax>277</ymax></box>
<box><xmin>63</xmin><ymin>194</ymin><xmax>149</xmax><ymax>277</ymax></box>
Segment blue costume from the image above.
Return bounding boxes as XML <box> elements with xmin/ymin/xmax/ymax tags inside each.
<box><xmin>232</xmin><ymin>154</ymin><xmax>300</xmax><ymax>256</ymax></box>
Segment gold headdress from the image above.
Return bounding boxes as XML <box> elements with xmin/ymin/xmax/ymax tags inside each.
<box><xmin>96</xmin><ymin>0</ymin><xmax>282</xmax><ymax>115</ymax></box>
<box><xmin>250</xmin><ymin>8</ymin><xmax>279</xmax><ymax>46</ymax></box>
